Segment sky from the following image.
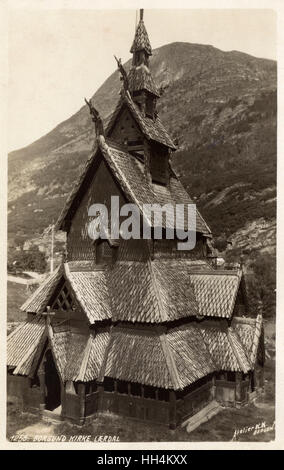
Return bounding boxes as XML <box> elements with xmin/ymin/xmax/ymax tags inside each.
<box><xmin>8</xmin><ymin>7</ymin><xmax>277</xmax><ymax>152</ymax></box>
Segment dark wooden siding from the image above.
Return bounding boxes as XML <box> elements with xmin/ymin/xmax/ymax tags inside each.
<box><xmin>110</xmin><ymin>108</ymin><xmax>142</xmax><ymax>146</ymax></box>
<box><xmin>67</xmin><ymin>159</ymin><xmax>126</xmax><ymax>261</ymax></box>
<box><xmin>153</xmin><ymin>237</ymin><xmax>206</xmax><ymax>259</ymax></box>
<box><xmin>150</xmin><ymin>143</ymin><xmax>169</xmax><ymax>185</ymax></box>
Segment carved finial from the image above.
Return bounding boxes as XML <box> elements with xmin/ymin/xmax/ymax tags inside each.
<box><xmin>114</xmin><ymin>55</ymin><xmax>129</xmax><ymax>92</ymax></box>
<box><xmin>257</xmin><ymin>299</ymin><xmax>263</xmax><ymax>316</ymax></box>
<box><xmin>84</xmin><ymin>98</ymin><xmax>105</xmax><ymax>137</ymax></box>
<box><xmin>140</xmin><ymin>9</ymin><xmax>144</xmax><ymax>21</ymax></box>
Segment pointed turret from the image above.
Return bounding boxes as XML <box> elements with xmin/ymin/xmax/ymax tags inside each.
<box><xmin>128</xmin><ymin>9</ymin><xmax>160</xmax><ymax>117</ymax></box>
<box><xmin>130</xmin><ymin>9</ymin><xmax>152</xmax><ymax>58</ymax></box>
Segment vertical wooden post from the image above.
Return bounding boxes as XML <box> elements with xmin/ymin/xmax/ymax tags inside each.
<box><xmin>143</xmin><ymin>139</ymin><xmax>152</xmax><ymax>184</ymax></box>
<box><xmin>169</xmin><ymin>390</ymin><xmax>177</xmax><ymax>430</ymax></box>
<box><xmin>78</xmin><ymin>383</ymin><xmax>85</xmax><ymax>423</ymax></box>
<box><xmin>38</xmin><ymin>360</ymin><xmax>46</xmax><ymax>411</ymax></box>
<box><xmin>114</xmin><ymin>380</ymin><xmax>118</xmax><ymax>413</ymax></box>
<box><xmin>97</xmin><ymin>381</ymin><xmax>104</xmax><ymax>412</ymax></box>
<box><xmin>50</xmin><ymin>223</ymin><xmax>54</xmax><ymax>273</ymax></box>
<box><xmin>235</xmin><ymin>372</ymin><xmax>242</xmax><ymax>407</ymax></box>
<box><xmin>60</xmin><ymin>381</ymin><xmax>65</xmax><ymax>418</ymax></box>
<box><xmin>141</xmin><ymin>385</ymin><xmax>146</xmax><ymax>421</ymax></box>
<box><xmin>212</xmin><ymin>375</ymin><xmax>216</xmax><ymax>400</ymax></box>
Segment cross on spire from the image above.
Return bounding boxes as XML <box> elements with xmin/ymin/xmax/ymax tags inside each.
<box><xmin>140</xmin><ymin>9</ymin><xmax>144</xmax><ymax>21</ymax></box>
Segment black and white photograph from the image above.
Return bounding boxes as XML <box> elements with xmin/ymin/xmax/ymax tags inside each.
<box><xmin>2</xmin><ymin>0</ymin><xmax>281</xmax><ymax>449</ymax></box>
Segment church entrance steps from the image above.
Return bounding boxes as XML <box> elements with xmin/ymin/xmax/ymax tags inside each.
<box><xmin>42</xmin><ymin>406</ymin><xmax>63</xmax><ymax>424</ymax></box>
<box><xmin>182</xmin><ymin>400</ymin><xmax>222</xmax><ymax>434</ymax></box>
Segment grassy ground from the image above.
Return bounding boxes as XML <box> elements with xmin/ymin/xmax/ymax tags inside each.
<box><xmin>7</xmin><ymin>281</ymin><xmax>31</xmax><ymax>323</ymax></box>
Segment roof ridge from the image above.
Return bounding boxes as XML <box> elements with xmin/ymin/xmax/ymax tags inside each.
<box><xmin>101</xmin><ymin>143</ymin><xmax>153</xmax><ymax>225</ymax></box>
<box><xmin>48</xmin><ymin>324</ymin><xmax>69</xmax><ymax>382</ymax></box>
<box><xmin>227</xmin><ymin>327</ymin><xmax>251</xmax><ymax>373</ymax></box>
<box><xmin>147</xmin><ymin>260</ymin><xmax>168</xmax><ymax>322</ymax></box>
<box><xmin>159</xmin><ymin>332</ymin><xmax>182</xmax><ymax>390</ymax></box>
<box><xmin>63</xmin><ymin>263</ymin><xmax>93</xmax><ymax>325</ymax></box>
<box><xmin>97</xmin><ymin>325</ymin><xmax>114</xmax><ymax>382</ymax></box>
<box><xmin>20</xmin><ymin>265</ymin><xmax>62</xmax><ymax>313</ymax></box>
<box><xmin>76</xmin><ymin>334</ymin><xmax>93</xmax><ymax>381</ymax></box>
<box><xmin>28</xmin><ymin>331</ymin><xmax>48</xmax><ymax>378</ymax></box>
<box><xmin>228</xmin><ymin>270</ymin><xmax>242</xmax><ymax>318</ymax></box>
<box><xmin>250</xmin><ymin>314</ymin><xmax>263</xmax><ymax>364</ymax></box>
<box><xmin>190</xmin><ymin>269</ymin><xmax>241</xmax><ymax>276</ymax></box>
<box><xmin>230</xmin><ymin>324</ymin><xmax>253</xmax><ymax>369</ymax></box>
<box><xmin>56</xmin><ymin>144</ymin><xmax>99</xmax><ymax>230</ymax></box>
<box><xmin>199</xmin><ymin>328</ymin><xmax>219</xmax><ymax>369</ymax></box>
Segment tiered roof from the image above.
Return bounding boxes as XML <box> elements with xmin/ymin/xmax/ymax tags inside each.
<box><xmin>7</xmin><ymin>11</ymin><xmax>260</xmax><ymax>396</ymax></box>
<box><xmin>56</xmin><ymin>137</ymin><xmax>209</xmax><ymax>235</ymax></box>
<box><xmin>19</xmin><ymin>261</ymin><xmax>242</xmax><ymax>323</ymax></box>
<box><xmin>7</xmin><ymin>314</ymin><xmax>262</xmax><ymax>389</ymax></box>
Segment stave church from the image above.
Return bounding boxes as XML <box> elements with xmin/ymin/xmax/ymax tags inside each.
<box><xmin>7</xmin><ymin>10</ymin><xmax>264</xmax><ymax>430</ymax></box>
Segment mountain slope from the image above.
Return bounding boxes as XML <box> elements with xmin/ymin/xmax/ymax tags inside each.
<box><xmin>8</xmin><ymin>42</ymin><xmax>276</xmax><ymax>263</ymax></box>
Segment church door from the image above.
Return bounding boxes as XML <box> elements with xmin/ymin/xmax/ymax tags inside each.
<box><xmin>44</xmin><ymin>349</ymin><xmax>61</xmax><ymax>411</ymax></box>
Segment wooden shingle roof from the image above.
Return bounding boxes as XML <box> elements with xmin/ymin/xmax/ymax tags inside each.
<box><xmin>7</xmin><ymin>316</ymin><xmax>259</xmax><ymax>387</ymax></box>
<box><xmin>66</xmin><ymin>266</ymin><xmax>112</xmax><ymax>323</ymax></box>
<box><xmin>200</xmin><ymin>324</ymin><xmax>251</xmax><ymax>373</ymax></box>
<box><xmin>123</xmin><ymin>92</ymin><xmax>176</xmax><ymax>149</ymax></box>
<box><xmin>7</xmin><ymin>316</ymin><xmax>46</xmax><ymax>375</ymax></box>
<box><xmin>166</xmin><ymin>326</ymin><xmax>216</xmax><ymax>388</ymax></box>
<box><xmin>56</xmin><ymin>137</ymin><xmax>210</xmax><ymax>234</ymax></box>
<box><xmin>20</xmin><ymin>266</ymin><xmax>62</xmax><ymax>313</ymax></box>
<box><xmin>78</xmin><ymin>330</ymin><xmax>110</xmax><ymax>382</ymax></box>
<box><xmin>100</xmin><ymin>143</ymin><xmax>210</xmax><ymax>234</ymax></box>
<box><xmin>20</xmin><ymin>261</ymin><xmax>242</xmax><ymax>324</ymax></box>
<box><xmin>104</xmin><ymin>327</ymin><xmax>174</xmax><ymax>389</ymax></box>
<box><xmin>128</xmin><ymin>65</ymin><xmax>160</xmax><ymax>96</ymax></box>
<box><xmin>232</xmin><ymin>315</ymin><xmax>263</xmax><ymax>365</ymax></box>
<box><xmin>106</xmin><ymin>93</ymin><xmax>176</xmax><ymax>149</ymax></box>
<box><xmin>130</xmin><ymin>19</ymin><xmax>152</xmax><ymax>55</ymax></box>
<box><xmin>190</xmin><ymin>270</ymin><xmax>242</xmax><ymax>319</ymax></box>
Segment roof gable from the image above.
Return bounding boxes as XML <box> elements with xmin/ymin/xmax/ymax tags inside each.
<box><xmin>106</xmin><ymin>93</ymin><xmax>176</xmax><ymax>149</ymax></box>
<box><xmin>56</xmin><ymin>139</ymin><xmax>210</xmax><ymax>235</ymax></box>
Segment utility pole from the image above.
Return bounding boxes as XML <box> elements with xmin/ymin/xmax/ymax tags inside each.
<box><xmin>50</xmin><ymin>223</ymin><xmax>54</xmax><ymax>273</ymax></box>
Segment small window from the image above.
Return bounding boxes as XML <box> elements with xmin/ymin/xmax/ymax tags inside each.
<box><xmin>158</xmin><ymin>388</ymin><xmax>169</xmax><ymax>402</ymax></box>
<box><xmin>151</xmin><ymin>154</ymin><xmax>169</xmax><ymax>185</ymax></box>
<box><xmin>117</xmin><ymin>380</ymin><xmax>128</xmax><ymax>395</ymax></box>
<box><xmin>145</xmin><ymin>97</ymin><xmax>154</xmax><ymax>118</ymax></box>
<box><xmin>52</xmin><ymin>281</ymin><xmax>75</xmax><ymax>311</ymax></box>
<box><xmin>104</xmin><ymin>377</ymin><xmax>115</xmax><ymax>392</ymax></box>
<box><xmin>130</xmin><ymin>382</ymin><xmax>142</xmax><ymax>397</ymax></box>
<box><xmin>144</xmin><ymin>385</ymin><xmax>156</xmax><ymax>399</ymax></box>
<box><xmin>216</xmin><ymin>371</ymin><xmax>227</xmax><ymax>381</ymax></box>
<box><xmin>227</xmin><ymin>372</ymin><xmax>236</xmax><ymax>382</ymax></box>
<box><xmin>96</xmin><ymin>240</ymin><xmax>113</xmax><ymax>264</ymax></box>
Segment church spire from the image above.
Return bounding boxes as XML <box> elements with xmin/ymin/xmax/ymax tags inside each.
<box><xmin>128</xmin><ymin>9</ymin><xmax>159</xmax><ymax>117</ymax></box>
<box><xmin>130</xmin><ymin>9</ymin><xmax>152</xmax><ymax>58</ymax></box>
